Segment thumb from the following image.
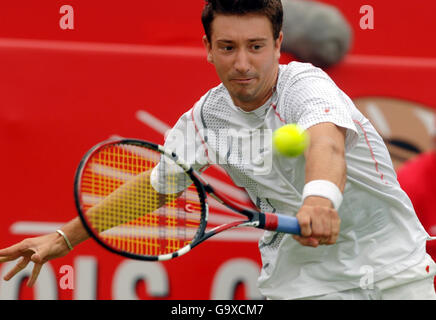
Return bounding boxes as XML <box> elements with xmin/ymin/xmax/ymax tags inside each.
<box><xmin>30</xmin><ymin>251</ymin><xmax>43</xmax><ymax>264</ymax></box>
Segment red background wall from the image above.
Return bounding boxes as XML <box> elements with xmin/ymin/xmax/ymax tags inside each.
<box><xmin>0</xmin><ymin>0</ymin><xmax>435</xmax><ymax>300</ymax></box>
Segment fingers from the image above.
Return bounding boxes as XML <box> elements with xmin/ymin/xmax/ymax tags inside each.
<box><xmin>292</xmin><ymin>235</ymin><xmax>319</xmax><ymax>247</ymax></box>
<box><xmin>0</xmin><ymin>256</ymin><xmax>16</xmax><ymax>263</ymax></box>
<box><xmin>327</xmin><ymin>214</ymin><xmax>341</xmax><ymax>245</ymax></box>
<box><xmin>0</xmin><ymin>239</ymin><xmax>40</xmax><ymax>284</ymax></box>
<box><xmin>2</xmin><ymin>255</ymin><xmax>43</xmax><ymax>288</ymax></box>
<box><xmin>297</xmin><ymin>211</ymin><xmax>312</xmax><ymax>238</ymax></box>
<box><xmin>27</xmin><ymin>260</ymin><xmax>43</xmax><ymax>288</ymax></box>
<box><xmin>310</xmin><ymin>209</ymin><xmax>329</xmax><ymax>242</ymax></box>
<box><xmin>3</xmin><ymin>256</ymin><xmax>32</xmax><ymax>281</ymax></box>
<box><xmin>295</xmin><ymin>205</ymin><xmax>341</xmax><ymax>247</ymax></box>
<box><xmin>0</xmin><ymin>241</ymin><xmax>33</xmax><ymax>278</ymax></box>
<box><xmin>0</xmin><ymin>241</ymin><xmax>29</xmax><ymax>263</ymax></box>
<box><xmin>311</xmin><ymin>207</ymin><xmax>335</xmax><ymax>245</ymax></box>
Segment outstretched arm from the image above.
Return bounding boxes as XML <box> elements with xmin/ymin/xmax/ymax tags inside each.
<box><xmin>0</xmin><ymin>217</ymin><xmax>87</xmax><ymax>287</ymax></box>
<box><xmin>293</xmin><ymin>122</ymin><xmax>346</xmax><ymax>247</ymax></box>
<box><xmin>0</xmin><ymin>169</ymin><xmax>180</xmax><ymax>287</ymax></box>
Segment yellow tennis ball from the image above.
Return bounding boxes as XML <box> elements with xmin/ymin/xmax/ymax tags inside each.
<box><xmin>273</xmin><ymin>124</ymin><xmax>309</xmax><ymax>157</ymax></box>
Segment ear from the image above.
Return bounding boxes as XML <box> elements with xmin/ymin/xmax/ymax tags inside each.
<box><xmin>202</xmin><ymin>35</ymin><xmax>214</xmax><ymax>64</ymax></box>
<box><xmin>274</xmin><ymin>31</ymin><xmax>284</xmax><ymax>60</ymax></box>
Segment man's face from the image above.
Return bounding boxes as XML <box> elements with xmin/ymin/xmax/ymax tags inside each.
<box><xmin>203</xmin><ymin>14</ymin><xmax>283</xmax><ymax>111</ymax></box>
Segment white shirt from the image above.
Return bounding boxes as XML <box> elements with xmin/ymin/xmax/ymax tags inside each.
<box><xmin>159</xmin><ymin>62</ymin><xmax>430</xmax><ymax>299</ymax></box>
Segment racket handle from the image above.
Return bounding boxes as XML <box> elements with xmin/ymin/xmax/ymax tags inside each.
<box><xmin>263</xmin><ymin>212</ymin><xmax>301</xmax><ymax>235</ymax></box>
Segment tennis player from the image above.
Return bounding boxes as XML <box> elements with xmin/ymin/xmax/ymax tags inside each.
<box><xmin>1</xmin><ymin>0</ymin><xmax>435</xmax><ymax>300</ymax></box>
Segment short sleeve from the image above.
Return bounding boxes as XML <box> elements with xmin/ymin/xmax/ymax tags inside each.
<box><xmin>282</xmin><ymin>68</ymin><xmax>359</xmax><ymax>152</ymax></box>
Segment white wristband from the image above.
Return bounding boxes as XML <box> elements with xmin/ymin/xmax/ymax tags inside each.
<box><xmin>302</xmin><ymin>180</ymin><xmax>343</xmax><ymax>210</ymax></box>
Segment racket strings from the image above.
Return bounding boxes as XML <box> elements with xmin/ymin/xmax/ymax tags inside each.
<box><xmin>80</xmin><ymin>143</ymin><xmax>203</xmax><ymax>257</ymax></box>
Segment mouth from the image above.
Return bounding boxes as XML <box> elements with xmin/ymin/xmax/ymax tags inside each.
<box><xmin>231</xmin><ymin>78</ymin><xmax>255</xmax><ymax>85</ymax></box>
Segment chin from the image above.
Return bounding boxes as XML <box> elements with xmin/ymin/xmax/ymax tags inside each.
<box><xmin>234</xmin><ymin>92</ymin><xmax>254</xmax><ymax>103</ymax></box>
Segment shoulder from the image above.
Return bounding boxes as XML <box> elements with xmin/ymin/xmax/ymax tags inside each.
<box><xmin>171</xmin><ymin>85</ymin><xmax>225</xmax><ymax>127</ymax></box>
<box><xmin>193</xmin><ymin>83</ymin><xmax>232</xmax><ymax>114</ymax></box>
<box><xmin>277</xmin><ymin>61</ymin><xmax>333</xmax><ymax>92</ymax></box>
<box><xmin>275</xmin><ymin>61</ymin><xmax>352</xmax><ymax>117</ymax></box>
<box><xmin>186</xmin><ymin>83</ymin><xmax>233</xmax><ymax>130</ymax></box>
<box><xmin>181</xmin><ymin>84</ymin><xmax>226</xmax><ymax>117</ymax></box>
<box><xmin>276</xmin><ymin>62</ymin><xmax>342</xmax><ymax>108</ymax></box>
<box><xmin>194</xmin><ymin>83</ymin><xmax>228</xmax><ymax>110</ymax></box>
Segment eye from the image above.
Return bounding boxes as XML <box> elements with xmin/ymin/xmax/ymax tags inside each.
<box><xmin>251</xmin><ymin>44</ymin><xmax>264</xmax><ymax>51</ymax></box>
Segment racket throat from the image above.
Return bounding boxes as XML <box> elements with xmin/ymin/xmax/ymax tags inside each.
<box><xmin>206</xmin><ymin>186</ymin><xmax>256</xmax><ymax>220</ymax></box>
<box><xmin>258</xmin><ymin>212</ymin><xmax>279</xmax><ymax>231</ymax></box>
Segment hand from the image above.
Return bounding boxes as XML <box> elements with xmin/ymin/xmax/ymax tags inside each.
<box><xmin>292</xmin><ymin>201</ymin><xmax>341</xmax><ymax>247</ymax></box>
<box><xmin>0</xmin><ymin>232</ymin><xmax>71</xmax><ymax>287</ymax></box>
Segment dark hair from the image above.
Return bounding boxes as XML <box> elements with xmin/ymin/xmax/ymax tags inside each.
<box><xmin>202</xmin><ymin>0</ymin><xmax>283</xmax><ymax>42</ymax></box>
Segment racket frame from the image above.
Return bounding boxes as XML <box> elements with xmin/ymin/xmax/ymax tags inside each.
<box><xmin>74</xmin><ymin>138</ymin><xmax>209</xmax><ymax>261</ymax></box>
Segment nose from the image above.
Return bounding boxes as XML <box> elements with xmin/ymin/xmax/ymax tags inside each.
<box><xmin>234</xmin><ymin>49</ymin><xmax>251</xmax><ymax>74</ymax></box>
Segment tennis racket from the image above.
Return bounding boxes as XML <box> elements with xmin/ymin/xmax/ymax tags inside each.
<box><xmin>74</xmin><ymin>138</ymin><xmax>300</xmax><ymax>261</ymax></box>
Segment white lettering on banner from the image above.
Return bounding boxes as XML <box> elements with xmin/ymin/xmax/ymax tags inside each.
<box><xmin>74</xmin><ymin>256</ymin><xmax>97</xmax><ymax>300</ymax></box>
<box><xmin>210</xmin><ymin>258</ymin><xmax>263</xmax><ymax>300</ymax></box>
<box><xmin>0</xmin><ymin>256</ymin><xmax>264</xmax><ymax>299</ymax></box>
<box><xmin>112</xmin><ymin>260</ymin><xmax>169</xmax><ymax>299</ymax></box>
<box><xmin>136</xmin><ymin>110</ymin><xmax>171</xmax><ymax>136</ymax></box>
<box><xmin>0</xmin><ymin>261</ymin><xmax>57</xmax><ymax>300</ymax></box>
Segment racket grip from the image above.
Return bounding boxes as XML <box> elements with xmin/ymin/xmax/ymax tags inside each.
<box><xmin>264</xmin><ymin>213</ymin><xmax>301</xmax><ymax>235</ymax></box>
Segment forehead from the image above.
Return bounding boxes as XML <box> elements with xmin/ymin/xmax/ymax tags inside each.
<box><xmin>210</xmin><ymin>14</ymin><xmax>274</xmax><ymax>42</ymax></box>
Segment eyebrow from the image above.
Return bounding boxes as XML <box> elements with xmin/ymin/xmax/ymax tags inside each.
<box><xmin>216</xmin><ymin>38</ymin><xmax>268</xmax><ymax>43</ymax></box>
